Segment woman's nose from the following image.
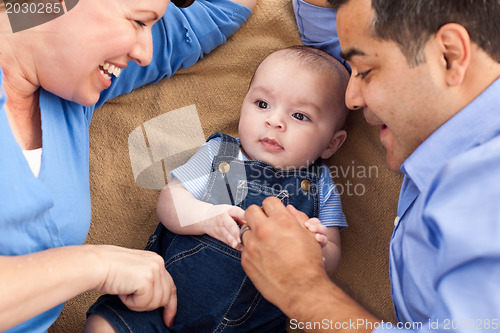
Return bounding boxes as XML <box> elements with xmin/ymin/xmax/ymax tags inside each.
<box><xmin>129</xmin><ymin>29</ymin><xmax>154</xmax><ymax>66</ymax></box>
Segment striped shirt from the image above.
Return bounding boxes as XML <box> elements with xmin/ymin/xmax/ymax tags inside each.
<box><xmin>171</xmin><ymin>136</ymin><xmax>347</xmax><ymax>228</ymax></box>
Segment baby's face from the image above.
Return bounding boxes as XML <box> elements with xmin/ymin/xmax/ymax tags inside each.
<box><xmin>238</xmin><ymin>55</ymin><xmax>343</xmax><ymax>169</ymax></box>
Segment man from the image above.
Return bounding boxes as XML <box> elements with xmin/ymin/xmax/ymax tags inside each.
<box><xmin>240</xmin><ymin>0</ymin><xmax>500</xmax><ymax>331</ymax></box>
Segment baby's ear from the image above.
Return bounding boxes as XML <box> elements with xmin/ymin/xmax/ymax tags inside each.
<box><xmin>321</xmin><ymin>130</ymin><xmax>347</xmax><ymax>159</ymax></box>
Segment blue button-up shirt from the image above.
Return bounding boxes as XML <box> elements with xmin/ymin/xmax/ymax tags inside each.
<box><xmin>293</xmin><ymin>1</ymin><xmax>500</xmax><ymax>331</ymax></box>
<box><xmin>384</xmin><ymin>77</ymin><xmax>500</xmax><ymax>331</ymax></box>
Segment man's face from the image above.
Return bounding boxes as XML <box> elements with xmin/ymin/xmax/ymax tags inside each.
<box><xmin>337</xmin><ymin>0</ymin><xmax>445</xmax><ymax>172</ymax></box>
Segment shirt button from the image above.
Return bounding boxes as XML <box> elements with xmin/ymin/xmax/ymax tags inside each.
<box><xmin>394</xmin><ymin>216</ymin><xmax>400</xmax><ymax>226</ymax></box>
<box><xmin>218</xmin><ymin>162</ymin><xmax>231</xmax><ymax>174</ymax></box>
<box><xmin>301</xmin><ymin>179</ymin><xmax>311</xmax><ymax>191</ymax></box>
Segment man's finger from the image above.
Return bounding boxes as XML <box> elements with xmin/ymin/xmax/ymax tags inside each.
<box><xmin>245</xmin><ymin>204</ymin><xmax>268</xmax><ymax>229</ymax></box>
<box><xmin>286</xmin><ymin>204</ymin><xmax>309</xmax><ymax>225</ymax></box>
<box><xmin>261</xmin><ymin>196</ymin><xmax>289</xmax><ymax>217</ymax></box>
<box><xmin>234</xmin><ymin>216</ymin><xmax>247</xmax><ymax>226</ymax></box>
<box><xmin>239</xmin><ymin>224</ymin><xmax>251</xmax><ymax>246</ymax></box>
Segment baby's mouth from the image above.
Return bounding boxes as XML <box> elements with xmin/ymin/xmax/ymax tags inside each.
<box><xmin>260</xmin><ymin>137</ymin><xmax>284</xmax><ymax>151</ymax></box>
<box><xmin>98</xmin><ymin>62</ymin><xmax>123</xmax><ymax>81</ymax></box>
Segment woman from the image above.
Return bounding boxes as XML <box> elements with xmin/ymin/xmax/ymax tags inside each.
<box><xmin>0</xmin><ymin>0</ymin><xmax>255</xmax><ymax>331</ymax></box>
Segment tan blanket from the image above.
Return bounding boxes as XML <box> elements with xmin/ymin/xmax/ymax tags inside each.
<box><xmin>50</xmin><ymin>0</ymin><xmax>401</xmax><ymax>331</ymax></box>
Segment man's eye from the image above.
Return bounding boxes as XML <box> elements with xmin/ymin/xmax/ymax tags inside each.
<box><xmin>292</xmin><ymin>113</ymin><xmax>310</xmax><ymax>121</ymax></box>
<box><xmin>356</xmin><ymin>69</ymin><xmax>371</xmax><ymax>80</ymax></box>
<box><xmin>257</xmin><ymin>100</ymin><xmax>270</xmax><ymax>109</ymax></box>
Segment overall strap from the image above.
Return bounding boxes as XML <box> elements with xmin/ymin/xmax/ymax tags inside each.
<box><xmin>206</xmin><ymin>132</ymin><xmax>240</xmax><ymax>159</ymax></box>
<box><xmin>202</xmin><ymin>132</ymin><xmax>245</xmax><ymax>206</ymax></box>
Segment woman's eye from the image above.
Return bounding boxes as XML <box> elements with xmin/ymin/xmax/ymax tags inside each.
<box><xmin>292</xmin><ymin>113</ymin><xmax>310</xmax><ymax>121</ymax></box>
<box><xmin>257</xmin><ymin>100</ymin><xmax>270</xmax><ymax>109</ymax></box>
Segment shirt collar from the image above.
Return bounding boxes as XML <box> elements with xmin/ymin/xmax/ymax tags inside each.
<box><xmin>401</xmin><ymin>77</ymin><xmax>500</xmax><ymax>192</ymax></box>
<box><xmin>0</xmin><ymin>68</ymin><xmax>6</xmax><ymax>107</ymax></box>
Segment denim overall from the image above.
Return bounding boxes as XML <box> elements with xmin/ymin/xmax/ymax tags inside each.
<box><xmin>88</xmin><ymin>133</ymin><xmax>322</xmax><ymax>333</ymax></box>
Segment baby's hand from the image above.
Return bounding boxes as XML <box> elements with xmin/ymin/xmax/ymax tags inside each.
<box><xmin>304</xmin><ymin>218</ymin><xmax>328</xmax><ymax>248</ymax></box>
<box><xmin>203</xmin><ymin>205</ymin><xmax>246</xmax><ymax>250</ymax></box>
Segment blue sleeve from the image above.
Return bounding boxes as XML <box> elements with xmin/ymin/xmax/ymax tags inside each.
<box><xmin>420</xmin><ymin>140</ymin><xmax>500</xmax><ymax>333</ymax></box>
<box><xmin>95</xmin><ymin>0</ymin><xmax>251</xmax><ymax>109</ymax></box>
<box><xmin>292</xmin><ymin>0</ymin><xmax>349</xmax><ymax>69</ymax></box>
<box><xmin>170</xmin><ymin>137</ymin><xmax>222</xmax><ymax>199</ymax></box>
<box><xmin>318</xmin><ymin>165</ymin><xmax>347</xmax><ymax>229</ymax></box>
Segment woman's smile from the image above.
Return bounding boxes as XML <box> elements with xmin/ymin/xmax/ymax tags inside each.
<box><xmin>98</xmin><ymin>62</ymin><xmax>123</xmax><ymax>80</ymax></box>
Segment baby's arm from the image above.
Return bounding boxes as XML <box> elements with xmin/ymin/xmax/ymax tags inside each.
<box><xmin>304</xmin><ymin>220</ymin><xmax>341</xmax><ymax>275</ymax></box>
<box><xmin>157</xmin><ymin>178</ymin><xmax>245</xmax><ymax>249</ymax></box>
<box><xmin>298</xmin><ymin>0</ymin><xmax>329</xmax><ymax>6</ymax></box>
<box><xmin>293</xmin><ymin>0</ymin><xmax>346</xmax><ymax>64</ymax></box>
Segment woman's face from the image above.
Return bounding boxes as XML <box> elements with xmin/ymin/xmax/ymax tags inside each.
<box><xmin>36</xmin><ymin>0</ymin><xmax>169</xmax><ymax>106</ymax></box>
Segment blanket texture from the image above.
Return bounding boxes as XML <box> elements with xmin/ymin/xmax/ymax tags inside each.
<box><xmin>50</xmin><ymin>0</ymin><xmax>401</xmax><ymax>331</ymax></box>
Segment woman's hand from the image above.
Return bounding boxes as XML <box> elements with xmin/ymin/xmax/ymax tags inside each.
<box><xmin>202</xmin><ymin>205</ymin><xmax>246</xmax><ymax>250</ymax></box>
<box><xmin>0</xmin><ymin>245</ymin><xmax>177</xmax><ymax>330</ymax></box>
<box><xmin>91</xmin><ymin>245</ymin><xmax>177</xmax><ymax>326</ymax></box>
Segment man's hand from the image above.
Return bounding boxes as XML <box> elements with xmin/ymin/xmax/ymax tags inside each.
<box><xmin>240</xmin><ymin>197</ymin><xmax>327</xmax><ymax>314</ymax></box>
<box><xmin>240</xmin><ymin>198</ymin><xmax>379</xmax><ymax>332</ymax></box>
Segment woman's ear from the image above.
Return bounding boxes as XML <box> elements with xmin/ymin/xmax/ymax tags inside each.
<box><xmin>435</xmin><ymin>23</ymin><xmax>471</xmax><ymax>86</ymax></box>
<box><xmin>321</xmin><ymin>130</ymin><xmax>347</xmax><ymax>159</ymax></box>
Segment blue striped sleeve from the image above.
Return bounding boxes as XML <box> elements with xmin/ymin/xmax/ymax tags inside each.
<box><xmin>318</xmin><ymin>164</ymin><xmax>347</xmax><ymax>229</ymax></box>
<box><xmin>170</xmin><ymin>137</ymin><xmax>222</xmax><ymax>199</ymax></box>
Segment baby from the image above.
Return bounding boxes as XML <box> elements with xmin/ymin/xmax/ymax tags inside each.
<box><xmin>86</xmin><ymin>45</ymin><xmax>350</xmax><ymax>332</ymax></box>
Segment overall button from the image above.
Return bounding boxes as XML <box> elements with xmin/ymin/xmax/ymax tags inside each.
<box><xmin>301</xmin><ymin>179</ymin><xmax>311</xmax><ymax>191</ymax></box>
<box><xmin>218</xmin><ymin>162</ymin><xmax>231</xmax><ymax>174</ymax></box>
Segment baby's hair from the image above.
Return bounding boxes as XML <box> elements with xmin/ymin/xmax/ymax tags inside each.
<box><xmin>279</xmin><ymin>45</ymin><xmax>349</xmax><ymax>78</ymax></box>
<box><xmin>276</xmin><ymin>45</ymin><xmax>350</xmax><ymax>130</ymax></box>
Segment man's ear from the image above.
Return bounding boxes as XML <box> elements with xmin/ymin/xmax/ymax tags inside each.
<box><xmin>435</xmin><ymin>23</ymin><xmax>471</xmax><ymax>86</ymax></box>
<box><xmin>321</xmin><ymin>130</ymin><xmax>347</xmax><ymax>159</ymax></box>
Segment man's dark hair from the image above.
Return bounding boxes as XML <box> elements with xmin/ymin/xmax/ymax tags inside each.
<box><xmin>328</xmin><ymin>0</ymin><xmax>500</xmax><ymax>66</ymax></box>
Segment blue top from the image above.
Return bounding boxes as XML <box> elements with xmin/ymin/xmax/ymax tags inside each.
<box><xmin>170</xmin><ymin>134</ymin><xmax>348</xmax><ymax>228</ymax></box>
<box><xmin>292</xmin><ymin>0</ymin><xmax>349</xmax><ymax>70</ymax></box>
<box><xmin>293</xmin><ymin>1</ymin><xmax>500</xmax><ymax>331</ymax></box>
<box><xmin>382</xmin><ymin>77</ymin><xmax>500</xmax><ymax>332</ymax></box>
<box><xmin>0</xmin><ymin>1</ymin><xmax>251</xmax><ymax>332</ymax></box>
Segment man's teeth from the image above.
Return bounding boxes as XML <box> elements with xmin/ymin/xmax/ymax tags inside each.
<box><xmin>99</xmin><ymin>62</ymin><xmax>122</xmax><ymax>78</ymax></box>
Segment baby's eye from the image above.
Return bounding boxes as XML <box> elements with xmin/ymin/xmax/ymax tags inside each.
<box><xmin>292</xmin><ymin>112</ymin><xmax>310</xmax><ymax>121</ymax></box>
<box><xmin>256</xmin><ymin>100</ymin><xmax>270</xmax><ymax>109</ymax></box>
